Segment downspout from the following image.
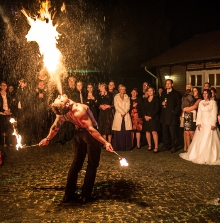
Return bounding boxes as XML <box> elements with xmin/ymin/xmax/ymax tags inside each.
<box><xmin>144</xmin><ymin>66</ymin><xmax>158</xmax><ymax>93</ymax></box>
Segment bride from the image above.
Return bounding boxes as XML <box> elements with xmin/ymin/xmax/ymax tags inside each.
<box><xmin>179</xmin><ymin>89</ymin><xmax>220</xmax><ymax>165</ymax></box>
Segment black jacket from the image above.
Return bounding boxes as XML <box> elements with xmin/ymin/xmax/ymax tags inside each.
<box><xmin>160</xmin><ymin>88</ymin><xmax>181</xmax><ymax>125</ymax></box>
<box><xmin>0</xmin><ymin>93</ymin><xmax>10</xmax><ymax>113</ymax></box>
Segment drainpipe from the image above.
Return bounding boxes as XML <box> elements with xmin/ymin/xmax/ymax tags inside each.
<box><xmin>144</xmin><ymin>66</ymin><xmax>158</xmax><ymax>92</ymax></box>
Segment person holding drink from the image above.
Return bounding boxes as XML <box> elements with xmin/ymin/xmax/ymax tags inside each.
<box><xmin>0</xmin><ymin>81</ymin><xmax>13</xmax><ymax>148</ymax></box>
<box><xmin>160</xmin><ymin>79</ymin><xmax>181</xmax><ymax>153</ymax></box>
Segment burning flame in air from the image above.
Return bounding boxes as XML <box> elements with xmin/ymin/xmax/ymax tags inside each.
<box><xmin>10</xmin><ymin>118</ymin><xmax>23</xmax><ymax>150</ymax></box>
<box><xmin>21</xmin><ymin>0</ymin><xmax>65</xmax><ymax>94</ymax></box>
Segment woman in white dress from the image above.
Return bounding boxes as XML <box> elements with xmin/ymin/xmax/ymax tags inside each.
<box><xmin>179</xmin><ymin>89</ymin><xmax>220</xmax><ymax>165</ymax></box>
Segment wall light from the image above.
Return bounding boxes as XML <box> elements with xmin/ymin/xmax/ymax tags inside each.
<box><xmin>165</xmin><ymin>75</ymin><xmax>170</xmax><ymax>80</ymax></box>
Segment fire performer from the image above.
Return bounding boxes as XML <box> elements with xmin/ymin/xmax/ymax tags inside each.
<box><xmin>39</xmin><ymin>94</ymin><xmax>113</xmax><ymax>204</ymax></box>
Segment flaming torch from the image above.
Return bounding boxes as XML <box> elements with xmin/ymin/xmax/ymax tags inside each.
<box><xmin>21</xmin><ymin>0</ymin><xmax>65</xmax><ymax>94</ymax></box>
<box><xmin>101</xmin><ymin>146</ymin><xmax>129</xmax><ymax>166</ymax></box>
<box><xmin>9</xmin><ymin>118</ymin><xmax>39</xmax><ymax>150</ymax></box>
<box><xmin>112</xmin><ymin>151</ymin><xmax>129</xmax><ymax>167</ymax></box>
<box><xmin>9</xmin><ymin>118</ymin><xmax>22</xmax><ymax>150</ymax></box>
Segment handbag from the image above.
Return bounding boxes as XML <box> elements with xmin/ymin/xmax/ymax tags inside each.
<box><xmin>180</xmin><ymin>116</ymin><xmax>184</xmax><ymax>128</ymax></box>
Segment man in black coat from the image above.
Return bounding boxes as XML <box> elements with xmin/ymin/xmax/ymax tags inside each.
<box><xmin>160</xmin><ymin>79</ymin><xmax>181</xmax><ymax>153</ymax></box>
<box><xmin>64</xmin><ymin>76</ymin><xmax>78</xmax><ymax>101</ymax></box>
<box><xmin>16</xmin><ymin>78</ymin><xmax>34</xmax><ymax>145</ymax></box>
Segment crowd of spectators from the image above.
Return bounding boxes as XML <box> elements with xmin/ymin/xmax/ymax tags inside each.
<box><xmin>1</xmin><ymin>76</ymin><xmax>220</xmax><ymax>159</ymax></box>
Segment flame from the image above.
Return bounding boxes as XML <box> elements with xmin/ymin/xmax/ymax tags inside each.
<box><xmin>9</xmin><ymin>118</ymin><xmax>16</xmax><ymax>124</ymax></box>
<box><xmin>10</xmin><ymin>118</ymin><xmax>22</xmax><ymax>150</ymax></box>
<box><xmin>13</xmin><ymin>129</ymin><xmax>23</xmax><ymax>150</ymax></box>
<box><xmin>21</xmin><ymin>0</ymin><xmax>65</xmax><ymax>94</ymax></box>
<box><xmin>61</xmin><ymin>3</ymin><xmax>66</xmax><ymax>13</ymax></box>
<box><xmin>120</xmin><ymin>158</ymin><xmax>129</xmax><ymax>166</ymax></box>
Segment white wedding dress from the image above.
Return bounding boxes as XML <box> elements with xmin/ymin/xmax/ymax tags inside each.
<box><xmin>180</xmin><ymin>100</ymin><xmax>220</xmax><ymax>165</ymax></box>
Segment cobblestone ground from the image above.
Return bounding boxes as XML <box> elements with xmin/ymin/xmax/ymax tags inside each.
<box><xmin>0</xmin><ymin>141</ymin><xmax>220</xmax><ymax>223</ymax></box>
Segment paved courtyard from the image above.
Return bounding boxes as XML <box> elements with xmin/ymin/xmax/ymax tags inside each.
<box><xmin>0</xmin><ymin>141</ymin><xmax>220</xmax><ymax>222</ymax></box>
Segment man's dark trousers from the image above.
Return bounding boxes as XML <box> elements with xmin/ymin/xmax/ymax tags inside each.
<box><xmin>64</xmin><ymin>129</ymin><xmax>101</xmax><ymax>199</ymax></box>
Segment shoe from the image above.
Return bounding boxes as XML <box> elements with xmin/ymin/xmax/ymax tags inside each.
<box><xmin>137</xmin><ymin>146</ymin><xmax>141</xmax><ymax>149</ymax></box>
<box><xmin>170</xmin><ymin>147</ymin><xmax>176</xmax><ymax>153</ymax></box>
<box><xmin>131</xmin><ymin>146</ymin><xmax>136</xmax><ymax>150</ymax></box>
<box><xmin>160</xmin><ymin>146</ymin><xmax>169</xmax><ymax>152</ymax></box>
<box><xmin>153</xmin><ymin>148</ymin><xmax>159</xmax><ymax>153</ymax></box>
<box><xmin>56</xmin><ymin>140</ymin><xmax>66</xmax><ymax>145</ymax></box>
<box><xmin>80</xmin><ymin>194</ymin><xmax>98</xmax><ymax>204</ymax></box>
<box><xmin>147</xmin><ymin>146</ymin><xmax>152</xmax><ymax>151</ymax></box>
<box><xmin>62</xmin><ymin>194</ymin><xmax>80</xmax><ymax>203</ymax></box>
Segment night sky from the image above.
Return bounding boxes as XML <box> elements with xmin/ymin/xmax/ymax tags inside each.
<box><xmin>1</xmin><ymin>0</ymin><xmax>220</xmax><ymax>83</ymax></box>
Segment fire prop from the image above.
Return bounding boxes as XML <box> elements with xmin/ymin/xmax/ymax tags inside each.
<box><xmin>10</xmin><ymin>118</ymin><xmax>40</xmax><ymax>149</ymax></box>
<box><xmin>9</xmin><ymin>118</ymin><xmax>22</xmax><ymax>150</ymax></box>
<box><xmin>21</xmin><ymin>0</ymin><xmax>64</xmax><ymax>94</ymax></box>
<box><xmin>112</xmin><ymin>151</ymin><xmax>129</xmax><ymax>166</ymax></box>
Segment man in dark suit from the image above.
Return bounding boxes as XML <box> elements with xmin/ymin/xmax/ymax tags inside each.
<box><xmin>160</xmin><ymin>79</ymin><xmax>181</xmax><ymax>153</ymax></box>
<box><xmin>64</xmin><ymin>76</ymin><xmax>78</xmax><ymax>101</ymax></box>
<box><xmin>16</xmin><ymin>78</ymin><xmax>34</xmax><ymax>145</ymax></box>
<box><xmin>76</xmin><ymin>81</ymin><xmax>86</xmax><ymax>104</ymax></box>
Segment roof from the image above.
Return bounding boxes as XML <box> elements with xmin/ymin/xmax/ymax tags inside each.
<box><xmin>142</xmin><ymin>30</ymin><xmax>220</xmax><ymax>68</ymax></box>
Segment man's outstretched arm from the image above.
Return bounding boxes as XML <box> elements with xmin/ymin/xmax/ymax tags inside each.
<box><xmin>39</xmin><ymin>116</ymin><xmax>64</xmax><ymax>146</ymax></box>
<box><xmin>78</xmin><ymin>112</ymin><xmax>113</xmax><ymax>152</ymax></box>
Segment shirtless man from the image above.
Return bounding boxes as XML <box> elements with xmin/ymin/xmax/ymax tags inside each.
<box><xmin>39</xmin><ymin>94</ymin><xmax>113</xmax><ymax>204</ymax></box>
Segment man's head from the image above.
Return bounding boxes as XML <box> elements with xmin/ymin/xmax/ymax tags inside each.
<box><xmin>18</xmin><ymin>79</ymin><xmax>27</xmax><ymax>88</ymax></box>
<box><xmin>68</xmin><ymin>76</ymin><xmax>76</xmax><ymax>88</ymax></box>
<box><xmin>76</xmin><ymin>81</ymin><xmax>83</xmax><ymax>92</ymax></box>
<box><xmin>186</xmin><ymin>84</ymin><xmax>193</xmax><ymax>91</ymax></box>
<box><xmin>158</xmin><ymin>87</ymin><xmax>163</xmax><ymax>96</ymax></box>
<box><xmin>37</xmin><ymin>81</ymin><xmax>45</xmax><ymax>90</ymax></box>
<box><xmin>142</xmin><ymin>82</ymin><xmax>149</xmax><ymax>93</ymax></box>
<box><xmin>38</xmin><ymin>71</ymin><xmax>48</xmax><ymax>81</ymax></box>
<box><xmin>51</xmin><ymin>94</ymin><xmax>70</xmax><ymax>115</ymax></box>
<box><xmin>0</xmin><ymin>81</ymin><xmax>7</xmax><ymax>91</ymax></box>
<box><xmin>131</xmin><ymin>88</ymin><xmax>138</xmax><ymax>98</ymax></box>
<box><xmin>108</xmin><ymin>81</ymin><xmax>115</xmax><ymax>92</ymax></box>
<box><xmin>165</xmin><ymin>79</ymin><xmax>173</xmax><ymax>90</ymax></box>
<box><xmin>203</xmin><ymin>82</ymin><xmax>211</xmax><ymax>90</ymax></box>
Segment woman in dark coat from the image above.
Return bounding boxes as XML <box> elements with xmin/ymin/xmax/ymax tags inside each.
<box><xmin>85</xmin><ymin>83</ymin><xmax>98</xmax><ymax>122</ymax></box>
<box><xmin>97</xmin><ymin>83</ymin><xmax>114</xmax><ymax>143</ymax></box>
<box><xmin>142</xmin><ymin>87</ymin><xmax>160</xmax><ymax>153</ymax></box>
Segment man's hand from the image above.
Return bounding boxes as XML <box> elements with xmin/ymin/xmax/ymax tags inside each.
<box><xmin>145</xmin><ymin>116</ymin><xmax>151</xmax><ymax>121</ymax></box>
<box><xmin>197</xmin><ymin>124</ymin><xmax>201</xmax><ymax>131</ymax></box>
<box><xmin>105</xmin><ymin>142</ymin><xmax>114</xmax><ymax>152</ymax></box>
<box><xmin>39</xmin><ymin>138</ymin><xmax>50</xmax><ymax>146</ymax></box>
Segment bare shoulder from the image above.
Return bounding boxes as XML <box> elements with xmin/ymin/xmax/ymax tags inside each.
<box><xmin>71</xmin><ymin>103</ymin><xmax>88</xmax><ymax>117</ymax></box>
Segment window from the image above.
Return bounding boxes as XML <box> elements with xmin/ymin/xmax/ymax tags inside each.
<box><xmin>187</xmin><ymin>70</ymin><xmax>220</xmax><ymax>98</ymax></box>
